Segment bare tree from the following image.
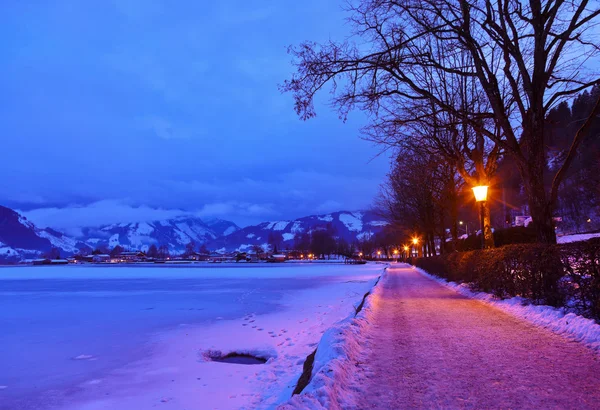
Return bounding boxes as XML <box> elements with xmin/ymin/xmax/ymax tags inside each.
<box><xmin>282</xmin><ymin>0</ymin><xmax>600</xmax><ymax>243</ymax></box>
<box><xmin>366</xmin><ymin>69</ymin><xmax>500</xmax><ymax>248</ymax></box>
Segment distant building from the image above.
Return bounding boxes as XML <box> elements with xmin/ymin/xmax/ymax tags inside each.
<box><xmin>187</xmin><ymin>252</ymin><xmax>209</xmax><ymax>261</ymax></box>
<box><xmin>209</xmin><ymin>252</ymin><xmax>235</xmax><ymax>262</ymax></box>
<box><xmin>269</xmin><ymin>254</ymin><xmax>286</xmax><ymax>263</ymax></box>
<box><xmin>92</xmin><ymin>254</ymin><xmax>110</xmax><ymax>263</ymax></box>
<box><xmin>119</xmin><ymin>251</ymin><xmax>145</xmax><ymax>262</ymax></box>
<box><xmin>515</xmin><ymin>215</ymin><xmax>532</xmax><ymax>227</ymax></box>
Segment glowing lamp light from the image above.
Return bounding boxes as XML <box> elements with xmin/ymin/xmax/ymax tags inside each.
<box><xmin>359</xmin><ymin>252</ymin><xmax>363</xmax><ymax>257</ymax></box>
<box><xmin>472</xmin><ymin>185</ymin><xmax>489</xmax><ymax>202</ymax></box>
<box><xmin>377</xmin><ymin>251</ymin><xmax>381</xmax><ymax>255</ymax></box>
<box><xmin>412</xmin><ymin>237</ymin><xmax>419</xmax><ymax>245</ymax></box>
<box><xmin>393</xmin><ymin>250</ymin><xmax>398</xmax><ymax>255</ymax></box>
<box><xmin>403</xmin><ymin>246</ymin><xmax>409</xmax><ymax>252</ymax></box>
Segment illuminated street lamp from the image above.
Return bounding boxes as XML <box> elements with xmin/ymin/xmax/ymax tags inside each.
<box><xmin>472</xmin><ymin>185</ymin><xmax>489</xmax><ymax>249</ymax></box>
<box><xmin>377</xmin><ymin>250</ymin><xmax>381</xmax><ymax>260</ymax></box>
<box><xmin>459</xmin><ymin>220</ymin><xmax>469</xmax><ymax>235</ymax></box>
<box><xmin>412</xmin><ymin>237</ymin><xmax>419</xmax><ymax>257</ymax></box>
<box><xmin>393</xmin><ymin>249</ymin><xmax>398</xmax><ymax>262</ymax></box>
<box><xmin>403</xmin><ymin>245</ymin><xmax>409</xmax><ymax>261</ymax></box>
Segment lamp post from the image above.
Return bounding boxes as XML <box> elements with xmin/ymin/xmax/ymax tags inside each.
<box><xmin>403</xmin><ymin>245</ymin><xmax>409</xmax><ymax>261</ymax></box>
<box><xmin>393</xmin><ymin>249</ymin><xmax>398</xmax><ymax>262</ymax></box>
<box><xmin>459</xmin><ymin>220</ymin><xmax>469</xmax><ymax>236</ymax></box>
<box><xmin>412</xmin><ymin>237</ymin><xmax>419</xmax><ymax>258</ymax></box>
<box><xmin>472</xmin><ymin>185</ymin><xmax>489</xmax><ymax>250</ymax></box>
<box><xmin>377</xmin><ymin>250</ymin><xmax>381</xmax><ymax>261</ymax></box>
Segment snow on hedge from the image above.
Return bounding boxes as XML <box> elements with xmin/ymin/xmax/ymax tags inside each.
<box><xmin>558</xmin><ymin>232</ymin><xmax>600</xmax><ymax>244</ymax></box>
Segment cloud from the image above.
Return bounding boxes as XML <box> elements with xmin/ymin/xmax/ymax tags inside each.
<box><xmin>316</xmin><ymin>200</ymin><xmax>342</xmax><ymax>213</ymax></box>
<box><xmin>194</xmin><ymin>202</ymin><xmax>277</xmax><ymax>220</ymax></box>
<box><xmin>21</xmin><ymin>199</ymin><xmax>280</xmax><ymax>235</ymax></box>
<box><xmin>137</xmin><ymin>116</ymin><xmax>201</xmax><ymax>140</ymax></box>
<box><xmin>21</xmin><ymin>200</ymin><xmax>188</xmax><ymax>235</ymax></box>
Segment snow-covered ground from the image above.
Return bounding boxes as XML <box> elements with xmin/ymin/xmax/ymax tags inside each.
<box><xmin>0</xmin><ymin>264</ymin><xmax>384</xmax><ymax>410</ymax></box>
<box><xmin>557</xmin><ymin>232</ymin><xmax>600</xmax><ymax>243</ymax></box>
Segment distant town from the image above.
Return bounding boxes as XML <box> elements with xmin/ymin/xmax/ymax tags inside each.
<box><xmin>27</xmin><ymin>243</ymin><xmax>378</xmax><ymax>266</ymax></box>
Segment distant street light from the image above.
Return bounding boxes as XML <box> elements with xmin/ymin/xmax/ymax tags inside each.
<box><xmin>377</xmin><ymin>250</ymin><xmax>381</xmax><ymax>260</ymax></box>
<box><xmin>472</xmin><ymin>185</ymin><xmax>489</xmax><ymax>249</ymax></box>
<box><xmin>403</xmin><ymin>245</ymin><xmax>409</xmax><ymax>261</ymax></box>
<box><xmin>393</xmin><ymin>249</ymin><xmax>398</xmax><ymax>262</ymax></box>
<box><xmin>412</xmin><ymin>237</ymin><xmax>419</xmax><ymax>258</ymax></box>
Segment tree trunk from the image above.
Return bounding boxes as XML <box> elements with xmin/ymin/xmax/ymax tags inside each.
<box><xmin>528</xmin><ymin>185</ymin><xmax>557</xmax><ymax>244</ymax></box>
<box><xmin>522</xmin><ymin>120</ymin><xmax>558</xmax><ymax>245</ymax></box>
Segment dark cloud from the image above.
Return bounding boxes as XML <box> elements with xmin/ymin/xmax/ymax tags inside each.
<box><xmin>1</xmin><ymin>0</ymin><xmax>390</xmax><ymax>228</ymax></box>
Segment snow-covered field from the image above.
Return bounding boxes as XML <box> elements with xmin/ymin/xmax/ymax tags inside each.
<box><xmin>0</xmin><ymin>264</ymin><xmax>383</xmax><ymax>410</ymax></box>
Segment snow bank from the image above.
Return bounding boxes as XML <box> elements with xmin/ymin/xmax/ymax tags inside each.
<box><xmin>279</xmin><ymin>267</ymin><xmax>388</xmax><ymax>409</ymax></box>
<box><xmin>557</xmin><ymin>232</ymin><xmax>600</xmax><ymax>243</ymax></box>
<box><xmin>415</xmin><ymin>267</ymin><xmax>600</xmax><ymax>353</ymax></box>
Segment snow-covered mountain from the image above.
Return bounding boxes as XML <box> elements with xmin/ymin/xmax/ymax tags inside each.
<box><xmin>0</xmin><ymin>205</ymin><xmax>386</xmax><ymax>261</ymax></box>
<box><xmin>206</xmin><ymin>210</ymin><xmax>388</xmax><ymax>252</ymax></box>
<box><xmin>0</xmin><ymin>206</ymin><xmax>91</xmax><ymax>262</ymax></box>
<box><xmin>80</xmin><ymin>216</ymin><xmax>240</xmax><ymax>253</ymax></box>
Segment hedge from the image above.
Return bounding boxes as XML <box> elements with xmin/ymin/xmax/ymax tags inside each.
<box><xmin>415</xmin><ymin>238</ymin><xmax>600</xmax><ymax>322</ymax></box>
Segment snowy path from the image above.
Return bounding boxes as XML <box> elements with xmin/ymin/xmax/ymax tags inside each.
<box><xmin>350</xmin><ymin>265</ymin><xmax>600</xmax><ymax>409</ymax></box>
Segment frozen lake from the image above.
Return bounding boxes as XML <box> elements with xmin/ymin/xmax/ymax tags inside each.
<box><xmin>0</xmin><ymin>263</ymin><xmax>384</xmax><ymax>410</ymax></box>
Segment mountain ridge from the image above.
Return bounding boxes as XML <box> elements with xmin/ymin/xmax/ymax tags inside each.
<box><xmin>0</xmin><ymin>205</ymin><xmax>387</xmax><ymax>261</ymax></box>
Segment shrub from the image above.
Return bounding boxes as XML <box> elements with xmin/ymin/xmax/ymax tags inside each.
<box><xmin>493</xmin><ymin>226</ymin><xmax>537</xmax><ymax>247</ymax></box>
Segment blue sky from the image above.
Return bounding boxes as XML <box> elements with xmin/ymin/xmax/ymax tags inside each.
<box><xmin>0</xmin><ymin>0</ymin><xmax>389</xmax><ymax>229</ymax></box>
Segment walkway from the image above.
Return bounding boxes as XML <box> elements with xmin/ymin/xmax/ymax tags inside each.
<box><xmin>350</xmin><ymin>265</ymin><xmax>600</xmax><ymax>409</ymax></box>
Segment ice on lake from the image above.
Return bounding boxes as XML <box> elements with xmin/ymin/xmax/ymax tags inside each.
<box><xmin>0</xmin><ymin>263</ymin><xmax>384</xmax><ymax>410</ymax></box>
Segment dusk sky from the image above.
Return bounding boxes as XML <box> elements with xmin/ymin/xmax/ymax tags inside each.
<box><xmin>0</xmin><ymin>0</ymin><xmax>390</xmax><ymax>230</ymax></box>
